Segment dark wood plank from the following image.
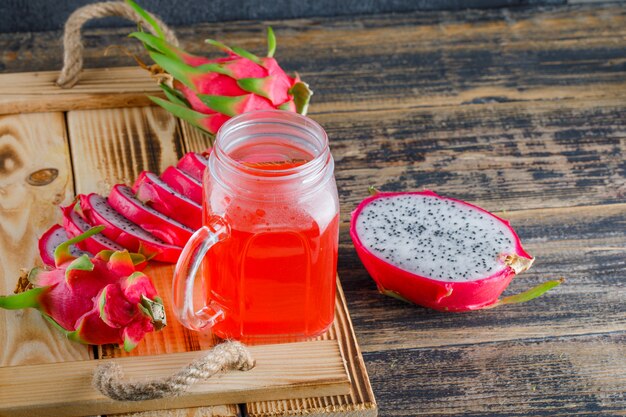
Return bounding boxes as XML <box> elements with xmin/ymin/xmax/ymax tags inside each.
<box><xmin>1</xmin><ymin>5</ymin><xmax>625</xmax><ymax>108</ymax></box>
<box><xmin>320</xmin><ymin>96</ymin><xmax>626</xmax><ymax>215</ymax></box>
<box><xmin>364</xmin><ymin>333</ymin><xmax>626</xmax><ymax>416</ymax></box>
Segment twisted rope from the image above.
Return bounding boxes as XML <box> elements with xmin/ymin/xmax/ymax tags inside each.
<box><xmin>56</xmin><ymin>1</ymin><xmax>179</xmax><ymax>88</ymax></box>
<box><xmin>93</xmin><ymin>341</ymin><xmax>255</xmax><ymax>401</ymax></box>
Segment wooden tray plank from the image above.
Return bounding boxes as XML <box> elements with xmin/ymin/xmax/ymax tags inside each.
<box><xmin>0</xmin><ymin>340</ymin><xmax>351</xmax><ymax>417</ymax></box>
<box><xmin>67</xmin><ymin>106</ymin><xmax>184</xmax><ymax>195</ymax></box>
<box><xmin>179</xmin><ymin>121</ymin><xmax>214</xmax><ymax>154</ymax></box>
<box><xmin>246</xmin><ymin>283</ymin><xmax>377</xmax><ymax>417</ymax></box>
<box><xmin>65</xmin><ymin>107</ymin><xmax>235</xmax><ymax>416</ymax></box>
<box><xmin>175</xmin><ymin>109</ymin><xmax>377</xmax><ymax>417</ymax></box>
<box><xmin>0</xmin><ymin>68</ymin><xmax>159</xmax><ymax>116</ymax></box>
<box><xmin>0</xmin><ymin>112</ymin><xmax>92</xmax><ymax>366</ymax></box>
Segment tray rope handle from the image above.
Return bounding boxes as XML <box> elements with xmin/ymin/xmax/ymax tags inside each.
<box><xmin>93</xmin><ymin>341</ymin><xmax>256</xmax><ymax>401</ymax></box>
<box><xmin>56</xmin><ymin>1</ymin><xmax>179</xmax><ymax>88</ymax></box>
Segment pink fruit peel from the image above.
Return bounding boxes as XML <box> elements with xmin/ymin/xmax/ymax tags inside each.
<box><xmin>1</xmin><ymin>227</ymin><xmax>165</xmax><ymax>351</ymax></box>
<box><xmin>350</xmin><ymin>190</ymin><xmax>563</xmax><ymax>311</ymax></box>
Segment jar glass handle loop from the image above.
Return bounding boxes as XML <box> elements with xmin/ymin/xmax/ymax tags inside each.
<box><xmin>172</xmin><ymin>216</ymin><xmax>230</xmax><ymax>331</ymax></box>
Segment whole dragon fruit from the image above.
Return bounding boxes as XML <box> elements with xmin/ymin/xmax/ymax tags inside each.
<box><xmin>127</xmin><ymin>0</ymin><xmax>312</xmax><ymax>136</ymax></box>
<box><xmin>350</xmin><ymin>190</ymin><xmax>563</xmax><ymax>311</ymax></box>
<box><xmin>0</xmin><ymin>227</ymin><xmax>165</xmax><ymax>351</ymax></box>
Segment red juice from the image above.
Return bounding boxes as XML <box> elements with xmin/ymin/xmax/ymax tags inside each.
<box><xmin>203</xmin><ymin>159</ymin><xmax>339</xmax><ymax>342</ymax></box>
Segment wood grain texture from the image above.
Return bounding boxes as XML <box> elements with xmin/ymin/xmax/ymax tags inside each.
<box><xmin>320</xmin><ymin>96</ymin><xmax>626</xmax><ymax>217</ymax></box>
<box><xmin>0</xmin><ymin>112</ymin><xmax>91</xmax><ymax>366</ymax></box>
<box><xmin>67</xmin><ymin>106</ymin><xmax>184</xmax><ymax>195</ymax></box>
<box><xmin>0</xmin><ymin>340</ymin><xmax>350</xmax><ymax>417</ymax></box>
<box><xmin>0</xmin><ymin>67</ymin><xmax>159</xmax><ymax>116</ymax></box>
<box><xmin>0</xmin><ymin>5</ymin><xmax>624</xmax><ymax>114</ymax></box>
<box><xmin>179</xmin><ymin>121</ymin><xmax>214</xmax><ymax>154</ymax></box>
<box><xmin>246</xmin><ymin>283</ymin><xmax>377</xmax><ymax>417</ymax></box>
<box><xmin>364</xmin><ymin>334</ymin><xmax>626</xmax><ymax>416</ymax></box>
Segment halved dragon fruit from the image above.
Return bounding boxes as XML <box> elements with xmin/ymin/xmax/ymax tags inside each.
<box><xmin>350</xmin><ymin>190</ymin><xmax>562</xmax><ymax>311</ymax></box>
<box><xmin>79</xmin><ymin>193</ymin><xmax>182</xmax><ymax>263</ymax></box>
<box><xmin>176</xmin><ymin>151</ymin><xmax>209</xmax><ymax>182</ymax></box>
<box><xmin>133</xmin><ymin>171</ymin><xmax>202</xmax><ymax>230</ymax></box>
<box><xmin>108</xmin><ymin>184</ymin><xmax>193</xmax><ymax>246</ymax></box>
<box><xmin>38</xmin><ymin>224</ymin><xmax>88</xmax><ymax>266</ymax></box>
<box><xmin>62</xmin><ymin>200</ymin><xmax>126</xmax><ymax>254</ymax></box>
<box><xmin>160</xmin><ymin>166</ymin><xmax>203</xmax><ymax>204</ymax></box>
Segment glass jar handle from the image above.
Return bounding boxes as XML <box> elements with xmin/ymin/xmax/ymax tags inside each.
<box><xmin>172</xmin><ymin>216</ymin><xmax>230</xmax><ymax>331</ymax></box>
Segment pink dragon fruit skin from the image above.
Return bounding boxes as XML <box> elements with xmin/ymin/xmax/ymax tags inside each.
<box><xmin>127</xmin><ymin>0</ymin><xmax>312</xmax><ymax>136</ymax></box>
<box><xmin>351</xmin><ymin>190</ymin><xmax>562</xmax><ymax>311</ymax></box>
<box><xmin>176</xmin><ymin>151</ymin><xmax>209</xmax><ymax>182</ymax></box>
<box><xmin>160</xmin><ymin>166</ymin><xmax>203</xmax><ymax>204</ymax></box>
<box><xmin>0</xmin><ymin>227</ymin><xmax>165</xmax><ymax>351</ymax></box>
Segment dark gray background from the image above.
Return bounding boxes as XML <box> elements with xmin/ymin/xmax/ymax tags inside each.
<box><xmin>0</xmin><ymin>0</ymin><xmax>579</xmax><ymax>33</ymax></box>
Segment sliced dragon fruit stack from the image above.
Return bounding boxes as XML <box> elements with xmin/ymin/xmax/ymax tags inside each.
<box><xmin>176</xmin><ymin>151</ymin><xmax>209</xmax><ymax>181</ymax></box>
<box><xmin>108</xmin><ymin>184</ymin><xmax>194</xmax><ymax>246</ymax></box>
<box><xmin>80</xmin><ymin>193</ymin><xmax>183</xmax><ymax>263</ymax></box>
<box><xmin>62</xmin><ymin>200</ymin><xmax>126</xmax><ymax>254</ymax></box>
<box><xmin>133</xmin><ymin>170</ymin><xmax>202</xmax><ymax>230</ymax></box>
<box><xmin>38</xmin><ymin>152</ymin><xmax>206</xmax><ymax>265</ymax></box>
<box><xmin>350</xmin><ymin>190</ymin><xmax>563</xmax><ymax>311</ymax></box>
<box><xmin>160</xmin><ymin>166</ymin><xmax>203</xmax><ymax>204</ymax></box>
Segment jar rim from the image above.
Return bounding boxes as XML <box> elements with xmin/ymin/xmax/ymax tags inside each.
<box><xmin>213</xmin><ymin>110</ymin><xmax>329</xmax><ymax>180</ymax></box>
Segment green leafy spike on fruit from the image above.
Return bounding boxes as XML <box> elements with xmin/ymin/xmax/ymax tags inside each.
<box><xmin>130</xmin><ymin>32</ymin><xmax>184</xmax><ymax>61</ymax></box>
<box><xmin>492</xmin><ymin>278</ymin><xmax>565</xmax><ymax>307</ymax></box>
<box><xmin>125</xmin><ymin>0</ymin><xmax>166</xmax><ymax>40</ymax></box>
<box><xmin>149</xmin><ymin>96</ymin><xmax>208</xmax><ymax>130</ymax></box>
<box><xmin>65</xmin><ymin>255</ymin><xmax>95</xmax><ymax>282</ymax></box>
<box><xmin>149</xmin><ymin>52</ymin><xmax>233</xmax><ymax>90</ymax></box>
<box><xmin>237</xmin><ymin>77</ymin><xmax>274</xmax><ymax>101</ymax></box>
<box><xmin>289</xmin><ymin>81</ymin><xmax>313</xmax><ymax>116</ymax></box>
<box><xmin>160</xmin><ymin>84</ymin><xmax>189</xmax><ymax>107</ymax></box>
<box><xmin>197</xmin><ymin>94</ymin><xmax>247</xmax><ymax>117</ymax></box>
<box><xmin>0</xmin><ymin>287</ymin><xmax>46</xmax><ymax>310</ymax></box>
<box><xmin>266</xmin><ymin>27</ymin><xmax>276</xmax><ymax>57</ymax></box>
<box><xmin>54</xmin><ymin>226</ymin><xmax>105</xmax><ymax>266</ymax></box>
<box><xmin>205</xmin><ymin>38</ymin><xmax>235</xmax><ymax>54</ymax></box>
<box><xmin>231</xmin><ymin>46</ymin><xmax>263</xmax><ymax>65</ymax></box>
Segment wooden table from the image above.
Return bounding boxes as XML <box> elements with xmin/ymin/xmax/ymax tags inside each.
<box><xmin>1</xmin><ymin>2</ymin><xmax>624</xmax><ymax>416</ymax></box>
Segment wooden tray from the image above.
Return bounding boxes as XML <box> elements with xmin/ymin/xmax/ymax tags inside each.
<box><xmin>0</xmin><ymin>68</ymin><xmax>377</xmax><ymax>417</ymax></box>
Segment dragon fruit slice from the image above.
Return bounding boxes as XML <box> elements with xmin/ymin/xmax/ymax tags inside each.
<box><xmin>0</xmin><ymin>227</ymin><xmax>165</xmax><ymax>351</ymax></box>
<box><xmin>108</xmin><ymin>184</ymin><xmax>193</xmax><ymax>246</ymax></box>
<box><xmin>133</xmin><ymin>171</ymin><xmax>202</xmax><ymax>230</ymax></box>
<box><xmin>176</xmin><ymin>151</ymin><xmax>209</xmax><ymax>182</ymax></box>
<box><xmin>79</xmin><ymin>193</ymin><xmax>182</xmax><ymax>263</ymax></box>
<box><xmin>38</xmin><ymin>224</ymin><xmax>88</xmax><ymax>266</ymax></box>
<box><xmin>160</xmin><ymin>166</ymin><xmax>203</xmax><ymax>204</ymax></box>
<box><xmin>62</xmin><ymin>200</ymin><xmax>126</xmax><ymax>254</ymax></box>
<box><xmin>350</xmin><ymin>190</ymin><xmax>562</xmax><ymax>311</ymax></box>
<box><xmin>127</xmin><ymin>0</ymin><xmax>312</xmax><ymax>136</ymax></box>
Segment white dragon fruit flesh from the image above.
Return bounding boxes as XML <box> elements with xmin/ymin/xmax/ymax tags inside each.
<box><xmin>350</xmin><ymin>190</ymin><xmax>562</xmax><ymax>311</ymax></box>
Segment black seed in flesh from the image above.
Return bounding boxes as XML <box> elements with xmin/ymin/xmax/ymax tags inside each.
<box><xmin>355</xmin><ymin>194</ymin><xmax>517</xmax><ymax>282</ymax></box>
